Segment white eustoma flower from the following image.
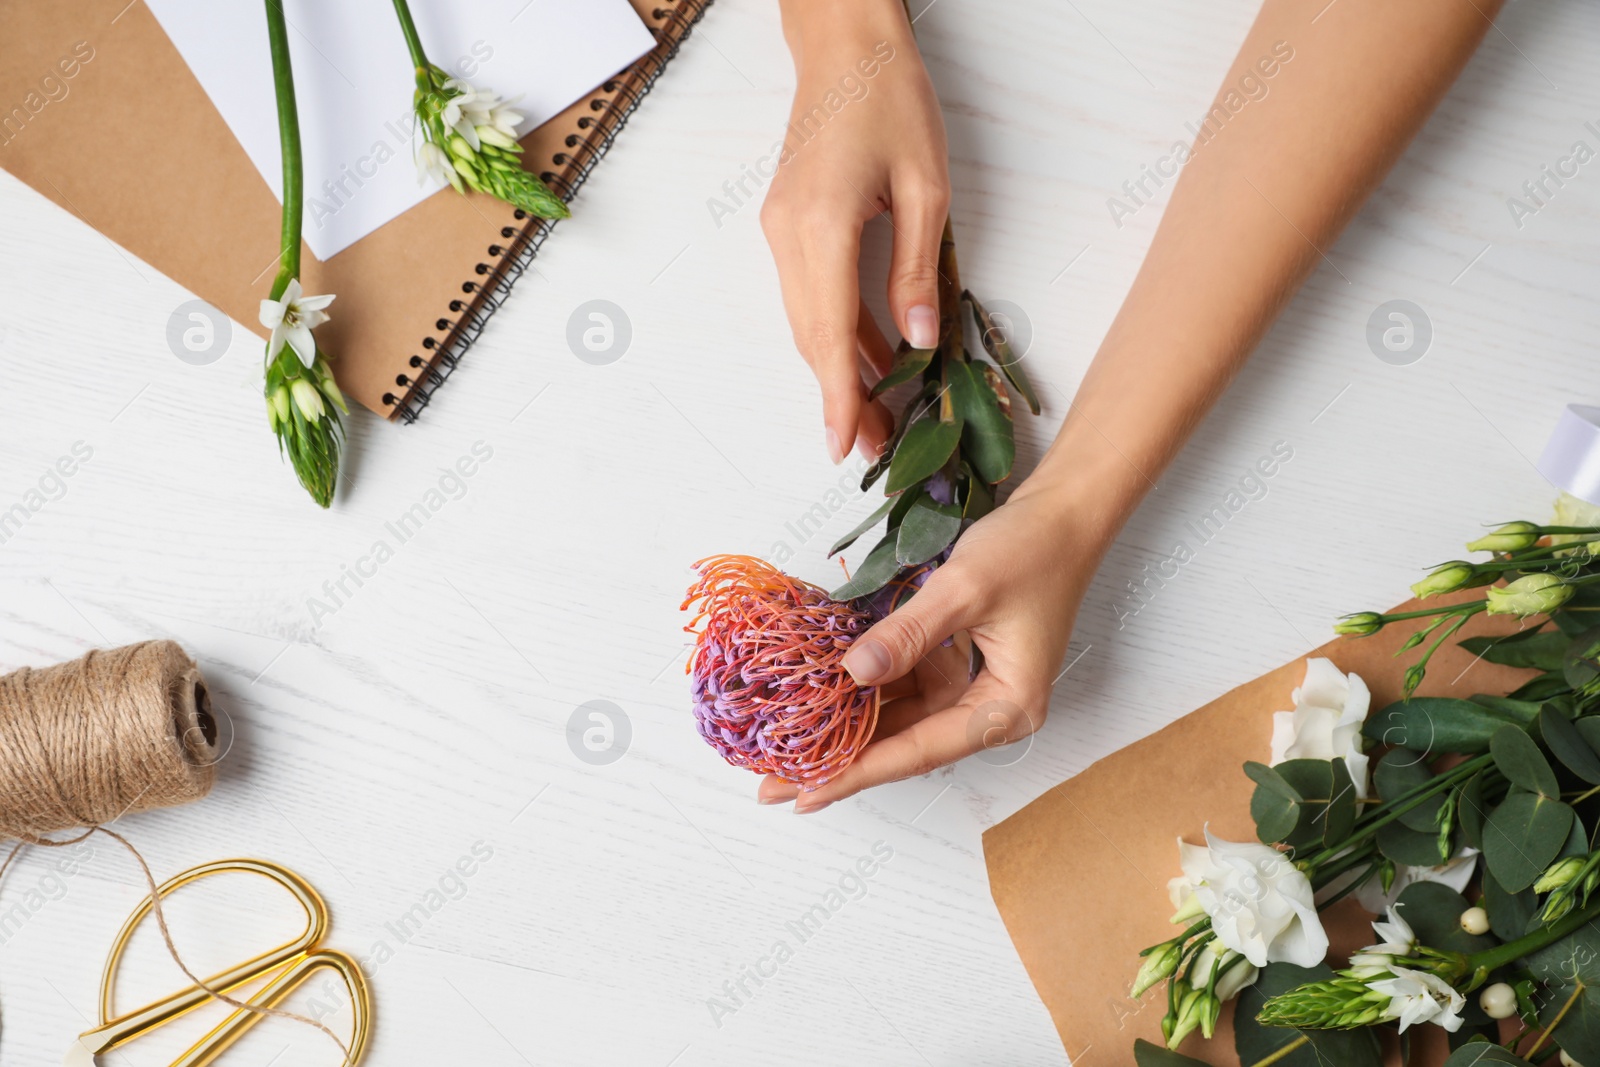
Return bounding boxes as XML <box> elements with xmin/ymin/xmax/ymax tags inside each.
<box><xmin>1167</xmin><ymin>828</ymin><xmax>1329</xmax><ymax>969</ymax></box>
<box><xmin>1368</xmin><ymin>965</ymin><xmax>1465</xmax><ymax>1032</ymax></box>
<box><xmin>1271</xmin><ymin>658</ymin><xmax>1372</xmax><ymax>798</ymax></box>
<box><xmin>258</xmin><ymin>278</ymin><xmax>334</xmax><ymax>369</ymax></box>
<box><xmin>1188</xmin><ymin>942</ymin><xmax>1259</xmax><ymax>1002</ymax></box>
<box><xmin>1350</xmin><ymin>847</ymin><xmax>1479</xmax><ymax>914</ymax></box>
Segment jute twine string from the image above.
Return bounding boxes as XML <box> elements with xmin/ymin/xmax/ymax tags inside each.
<box><xmin>0</xmin><ymin>641</ymin><xmax>351</xmax><ymax>1062</ymax></box>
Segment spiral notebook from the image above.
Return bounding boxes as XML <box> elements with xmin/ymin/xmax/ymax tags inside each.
<box><xmin>0</xmin><ymin>0</ymin><xmax>710</xmax><ymax>421</ymax></box>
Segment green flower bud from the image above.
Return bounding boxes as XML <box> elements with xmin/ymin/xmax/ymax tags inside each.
<box><xmin>1334</xmin><ymin>611</ymin><xmax>1383</xmax><ymax>636</ymax></box>
<box><xmin>1412</xmin><ymin>561</ymin><xmax>1477</xmax><ymax>599</ymax></box>
<box><xmin>1535</xmin><ymin>856</ymin><xmax>1586</xmax><ymax>894</ymax></box>
<box><xmin>447</xmin><ymin>133</ymin><xmax>475</xmax><ymax>161</ymax></box>
<box><xmin>1132</xmin><ymin>941</ymin><xmax>1182</xmax><ymax>998</ymax></box>
<box><xmin>1487</xmin><ymin>572</ymin><xmax>1575</xmax><ymax>617</ymax></box>
<box><xmin>476</xmin><ymin>124</ymin><xmax>518</xmax><ymax>150</ymax></box>
<box><xmin>1402</xmin><ymin>663</ymin><xmax>1427</xmax><ymax>697</ymax></box>
<box><xmin>269</xmin><ymin>384</ymin><xmax>291</xmax><ymax>427</ymax></box>
<box><xmin>1169</xmin><ymin>891</ymin><xmax>1206</xmax><ymax>925</ymax></box>
<box><xmin>1467</xmin><ymin>521</ymin><xmax>1540</xmax><ymax>554</ymax></box>
<box><xmin>290</xmin><ymin>377</ymin><xmax>325</xmax><ymax>423</ymax></box>
<box><xmin>1197</xmin><ymin>991</ymin><xmax>1222</xmax><ymax>1040</ymax></box>
<box><xmin>1168</xmin><ymin>988</ymin><xmax>1207</xmax><ymax>1049</ymax></box>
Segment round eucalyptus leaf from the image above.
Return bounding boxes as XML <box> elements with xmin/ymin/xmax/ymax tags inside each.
<box><xmin>1490</xmin><ymin>724</ymin><xmax>1559</xmax><ymax>798</ymax></box>
<box><xmin>1374</xmin><ymin>747</ymin><xmax>1444</xmax><ymax>832</ymax></box>
<box><xmin>1377</xmin><ymin>819</ymin><xmax>1452</xmax><ymax>867</ymax></box>
<box><xmin>1563</xmin><ymin>624</ymin><xmax>1600</xmax><ymax>690</ymax></box>
<box><xmin>1457</xmin><ymin>771</ymin><xmax>1488</xmax><ymax>849</ymax></box>
<box><xmin>1482</xmin><ymin>791</ymin><xmax>1575</xmax><ymax>892</ymax></box>
<box><xmin>1542</xmin><ymin>705</ymin><xmax>1600</xmax><ymax>784</ymax></box>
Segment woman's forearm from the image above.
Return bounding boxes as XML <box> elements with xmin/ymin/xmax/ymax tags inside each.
<box><xmin>1031</xmin><ymin>0</ymin><xmax>1502</xmax><ymax>546</ymax></box>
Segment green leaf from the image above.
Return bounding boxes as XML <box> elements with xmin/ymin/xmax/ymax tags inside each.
<box><xmin>1132</xmin><ymin>1040</ymin><xmax>1209</xmax><ymax>1067</ymax></box>
<box><xmin>895</xmin><ymin>494</ymin><xmax>962</xmax><ymax>567</ymax></box>
<box><xmin>861</xmin><ymin>382</ymin><xmax>937</xmax><ymax>493</ymax></box>
<box><xmin>1482</xmin><ymin>790</ymin><xmax>1575</xmax><ymax>892</ymax></box>
<box><xmin>1540</xmin><ymin>982</ymin><xmax>1600</xmax><ymax>1067</ymax></box>
<box><xmin>1363</xmin><ymin>697</ymin><xmax>1533</xmax><ymax>754</ymax></box>
<box><xmin>1556</xmin><ymin>610</ymin><xmax>1591</xmax><ymax>637</ymax></box>
<box><xmin>868</xmin><ymin>339</ymin><xmax>935</xmax><ymax>399</ymax></box>
<box><xmin>1246</xmin><ymin>761</ymin><xmax>1303</xmax><ymax>844</ymax></box>
<box><xmin>1460</xmin><ymin>627</ymin><xmax>1569</xmax><ymax>670</ymax></box>
<box><xmin>1481</xmin><ymin>861</ymin><xmax>1538</xmax><ymax>941</ymax></box>
<box><xmin>829</xmin><ymin>535</ymin><xmax>902</xmax><ymax>601</ymax></box>
<box><xmin>1458</xmin><ymin>770</ymin><xmax>1488</xmax><ymax>849</ymax></box>
<box><xmin>1393</xmin><ymin>881</ymin><xmax>1497</xmax><ymax>955</ymax></box>
<box><xmin>1562</xmin><ymin>810</ymin><xmax>1590</xmax><ymax>859</ymax></box>
<box><xmin>1578</xmin><ymin>718</ymin><xmax>1600</xmax><ymax>766</ymax></box>
<box><xmin>1323</xmin><ymin>757</ymin><xmax>1357</xmax><ymax>846</ymax></box>
<box><xmin>1235</xmin><ymin>963</ymin><xmax>1382</xmax><ymax>1067</ymax></box>
<box><xmin>1377</xmin><ymin>820</ymin><xmax>1452</xmax><ymax>867</ymax></box>
<box><xmin>1374</xmin><ymin>748</ymin><xmax>1445</xmax><ymax>832</ymax></box>
<box><xmin>948</xmin><ymin>360</ymin><xmax>1014</xmax><ymax>484</ymax></box>
<box><xmin>1272</xmin><ymin>760</ymin><xmax>1352</xmax><ymax>849</ymax></box>
<box><xmin>961</xmin><ymin>464</ymin><xmax>994</xmax><ymax>521</ymax></box>
<box><xmin>1491</xmin><ymin>724</ymin><xmax>1560</xmax><ymax>797</ymax></box>
<box><xmin>827</xmin><ymin>497</ymin><xmax>895</xmax><ymax>557</ymax></box>
<box><xmin>1442</xmin><ymin>1043</ymin><xmax>1535</xmax><ymax>1066</ymax></box>
<box><xmin>883</xmin><ymin>415</ymin><xmax>962</xmax><ymax>496</ymax></box>
<box><xmin>964</xmin><ymin>291</ymin><xmax>1041</xmax><ymax>415</ymax></box>
<box><xmin>1509</xmin><ymin>671</ymin><xmax>1573</xmax><ymax>703</ymax></box>
<box><xmin>1543</xmin><ymin>706</ymin><xmax>1600</xmax><ymax>784</ymax></box>
<box><xmin>1471</xmin><ymin>695</ymin><xmax>1546</xmax><ymax>723</ymax></box>
<box><xmin>1529</xmin><ymin>921</ymin><xmax>1600</xmax><ymax>985</ymax></box>
<box><xmin>1565</xmin><ymin>624</ymin><xmax>1600</xmax><ymax>690</ymax></box>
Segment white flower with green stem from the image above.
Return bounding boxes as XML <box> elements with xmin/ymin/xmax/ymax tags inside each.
<box><xmin>261</xmin><ymin>0</ymin><xmax>347</xmax><ymax>507</ymax></box>
<box><xmin>390</xmin><ymin>0</ymin><xmax>570</xmax><ymax>221</ymax></box>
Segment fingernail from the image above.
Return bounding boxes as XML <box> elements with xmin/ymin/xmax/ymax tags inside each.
<box><xmin>826</xmin><ymin>427</ymin><xmax>844</xmax><ymax>464</ymax></box>
<box><xmin>794</xmin><ymin>798</ymin><xmax>833</xmax><ymax>815</ymax></box>
<box><xmin>906</xmin><ymin>304</ymin><xmax>938</xmax><ymax>349</ymax></box>
<box><xmin>843</xmin><ymin>638</ymin><xmax>891</xmax><ymax>685</ymax></box>
<box><xmin>758</xmin><ymin>795</ymin><xmax>788</xmax><ymax>805</ymax></box>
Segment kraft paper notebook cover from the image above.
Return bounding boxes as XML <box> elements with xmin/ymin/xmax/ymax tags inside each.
<box><xmin>0</xmin><ymin>0</ymin><xmax>709</xmax><ymax>421</ymax></box>
<box><xmin>983</xmin><ymin>598</ymin><xmax>1534</xmax><ymax>1067</ymax></box>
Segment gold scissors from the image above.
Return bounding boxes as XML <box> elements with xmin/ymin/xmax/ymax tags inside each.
<box><xmin>65</xmin><ymin>858</ymin><xmax>371</xmax><ymax>1067</ymax></box>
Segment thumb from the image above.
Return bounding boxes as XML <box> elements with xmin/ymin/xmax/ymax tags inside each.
<box><xmin>886</xmin><ymin>177</ymin><xmax>950</xmax><ymax>351</ymax></box>
<box><xmin>842</xmin><ymin>567</ymin><xmax>971</xmax><ymax>686</ymax></box>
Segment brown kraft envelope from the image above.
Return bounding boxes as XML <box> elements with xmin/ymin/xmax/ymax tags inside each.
<box><xmin>984</xmin><ymin>598</ymin><xmax>1538</xmax><ymax>1066</ymax></box>
<box><xmin>0</xmin><ymin>0</ymin><xmax>706</xmax><ymax>420</ymax></box>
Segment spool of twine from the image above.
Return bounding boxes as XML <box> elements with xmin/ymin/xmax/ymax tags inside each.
<box><xmin>0</xmin><ymin>641</ymin><xmax>354</xmax><ymax>1060</ymax></box>
<box><xmin>0</xmin><ymin>640</ymin><xmax>216</xmax><ymax>841</ymax></box>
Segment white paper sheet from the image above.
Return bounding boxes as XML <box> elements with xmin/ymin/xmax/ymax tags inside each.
<box><xmin>146</xmin><ymin>0</ymin><xmax>655</xmax><ymax>259</ymax></box>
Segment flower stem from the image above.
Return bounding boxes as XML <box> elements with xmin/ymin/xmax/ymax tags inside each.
<box><xmin>1300</xmin><ymin>753</ymin><xmax>1493</xmax><ymax>871</ymax></box>
<box><xmin>263</xmin><ymin>0</ymin><xmax>301</xmax><ymax>299</ymax></box>
<box><xmin>1378</xmin><ymin>602</ymin><xmax>1489</xmax><ymax>623</ymax></box>
<box><xmin>1468</xmin><ymin>895</ymin><xmax>1600</xmax><ymax>975</ymax></box>
<box><xmin>390</xmin><ymin>0</ymin><xmax>431</xmax><ymax>72</ymax></box>
<box><xmin>1247</xmin><ymin>1035</ymin><xmax>1310</xmax><ymax>1067</ymax></box>
<box><xmin>1524</xmin><ymin>980</ymin><xmax>1583</xmax><ymax>1059</ymax></box>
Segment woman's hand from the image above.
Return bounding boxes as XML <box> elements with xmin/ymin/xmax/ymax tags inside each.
<box><xmin>764</xmin><ymin>0</ymin><xmax>949</xmax><ymax>464</ymax></box>
<box><xmin>757</xmin><ymin>473</ymin><xmax>1106</xmax><ymax>813</ymax></box>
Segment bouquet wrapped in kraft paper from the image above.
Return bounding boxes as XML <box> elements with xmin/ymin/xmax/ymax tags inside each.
<box><xmin>983</xmin><ymin>597</ymin><xmax>1537</xmax><ymax>1067</ymax></box>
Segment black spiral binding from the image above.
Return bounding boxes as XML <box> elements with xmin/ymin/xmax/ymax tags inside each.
<box><xmin>384</xmin><ymin>0</ymin><xmax>714</xmax><ymax>423</ymax></box>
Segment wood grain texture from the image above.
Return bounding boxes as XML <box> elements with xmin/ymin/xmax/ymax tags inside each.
<box><xmin>0</xmin><ymin>0</ymin><xmax>1594</xmax><ymax>1064</ymax></box>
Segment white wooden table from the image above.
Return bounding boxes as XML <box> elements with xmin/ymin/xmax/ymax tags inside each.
<box><xmin>1</xmin><ymin>1</ymin><xmax>1596</xmax><ymax>1064</ymax></box>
